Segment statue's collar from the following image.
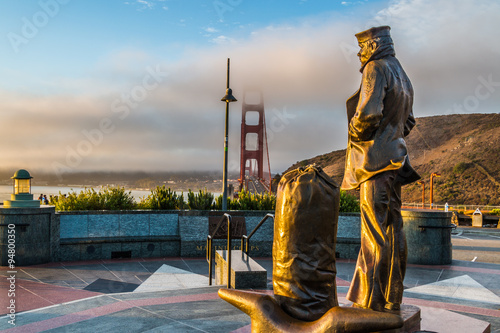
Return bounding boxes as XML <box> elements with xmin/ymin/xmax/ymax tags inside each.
<box><xmin>359</xmin><ymin>43</ymin><xmax>395</xmax><ymax>72</ymax></box>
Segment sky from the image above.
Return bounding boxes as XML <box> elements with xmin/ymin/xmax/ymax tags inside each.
<box><xmin>0</xmin><ymin>0</ymin><xmax>499</xmax><ymax>180</ymax></box>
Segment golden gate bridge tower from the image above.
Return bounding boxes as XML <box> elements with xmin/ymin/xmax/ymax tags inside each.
<box><xmin>239</xmin><ymin>91</ymin><xmax>271</xmax><ymax>193</ymax></box>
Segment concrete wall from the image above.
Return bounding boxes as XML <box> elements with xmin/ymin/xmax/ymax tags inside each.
<box><xmin>58</xmin><ymin>210</ymin><xmax>181</xmax><ymax>262</ymax></box>
<box><xmin>57</xmin><ymin>210</ymin><xmax>362</xmax><ymax>261</ymax></box>
<box><xmin>335</xmin><ymin>213</ymin><xmax>362</xmax><ymax>259</ymax></box>
<box><xmin>0</xmin><ymin>208</ymin><xmax>452</xmax><ymax>265</ymax></box>
<box><xmin>0</xmin><ymin>207</ymin><xmax>57</xmax><ymax>266</ymax></box>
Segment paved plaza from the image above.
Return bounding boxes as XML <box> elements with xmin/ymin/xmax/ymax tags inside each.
<box><xmin>1</xmin><ymin>228</ymin><xmax>499</xmax><ymax>332</ymax></box>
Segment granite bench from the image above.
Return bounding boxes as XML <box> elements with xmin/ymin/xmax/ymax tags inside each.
<box><xmin>215</xmin><ymin>250</ymin><xmax>267</xmax><ymax>289</ymax></box>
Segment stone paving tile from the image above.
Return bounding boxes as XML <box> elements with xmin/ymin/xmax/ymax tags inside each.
<box><xmin>84</xmin><ymin>278</ymin><xmax>140</xmax><ymax>293</ymax></box>
<box><xmin>51</xmin><ymin>265</ymin><xmax>112</xmax><ymax>285</ymax></box>
<box><xmin>451</xmin><ymin>311</ymin><xmax>500</xmax><ymax>333</ymax></box>
<box><xmin>144</xmin><ymin>299</ymin><xmax>251</xmax><ymax>332</ymax></box>
<box><xmin>133</xmin><ymin>265</ymin><xmax>214</xmax><ymax>293</ymax></box>
<box><xmin>134</xmin><ymin>260</ymin><xmax>166</xmax><ymax>273</ymax></box>
<box><xmin>13</xmin><ymin>268</ymin><xmax>66</xmax><ymax>283</ymax></box>
<box><xmin>402</xmin><ymin>291</ymin><xmax>500</xmax><ymax>311</ymax></box>
<box><xmin>0</xmin><ymin>278</ymin><xmax>102</xmax><ymax>316</ymax></box>
<box><xmin>406</xmin><ymin>275</ymin><xmax>500</xmax><ymax>304</ymax></box>
<box><xmin>0</xmin><ymin>294</ymin><xmax>118</xmax><ymax>330</ymax></box>
<box><xmin>113</xmin><ymin>286</ymin><xmax>221</xmax><ymax>301</ymax></box>
<box><xmin>2</xmin><ymin>257</ymin><xmax>500</xmax><ymax>332</ymax></box>
<box><xmin>43</xmin><ymin>307</ymin><xmax>174</xmax><ymax>333</ymax></box>
<box><xmin>97</xmin><ymin>262</ymin><xmax>153</xmax><ymax>285</ymax></box>
<box><xmin>156</xmin><ymin>259</ymin><xmax>196</xmax><ymax>273</ymax></box>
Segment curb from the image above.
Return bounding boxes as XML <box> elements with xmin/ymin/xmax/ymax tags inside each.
<box><xmin>455</xmin><ymin>227</ymin><xmax>500</xmax><ymax>236</ymax></box>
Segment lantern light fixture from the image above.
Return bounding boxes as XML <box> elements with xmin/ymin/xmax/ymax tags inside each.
<box><xmin>3</xmin><ymin>169</ymin><xmax>40</xmax><ymax>208</ymax></box>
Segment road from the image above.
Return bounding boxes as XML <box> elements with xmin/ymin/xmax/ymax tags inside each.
<box><xmin>452</xmin><ymin>230</ymin><xmax>500</xmax><ymax>264</ymax></box>
<box><xmin>247</xmin><ymin>176</ymin><xmax>268</xmax><ymax>194</ymax></box>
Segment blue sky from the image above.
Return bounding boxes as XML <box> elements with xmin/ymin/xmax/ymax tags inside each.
<box><xmin>0</xmin><ymin>0</ymin><xmax>498</xmax><ymax>180</ymax></box>
<box><xmin>0</xmin><ymin>0</ymin><xmax>386</xmax><ymax>91</ymax></box>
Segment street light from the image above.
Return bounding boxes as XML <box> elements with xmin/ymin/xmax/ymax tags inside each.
<box><xmin>430</xmin><ymin>173</ymin><xmax>441</xmax><ymax>209</ymax></box>
<box><xmin>417</xmin><ymin>180</ymin><xmax>425</xmax><ymax>209</ymax></box>
<box><xmin>220</xmin><ymin>58</ymin><xmax>237</xmax><ymax>211</ymax></box>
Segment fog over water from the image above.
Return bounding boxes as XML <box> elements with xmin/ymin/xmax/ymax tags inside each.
<box><xmin>0</xmin><ymin>186</ymin><xmax>153</xmax><ymax>203</ymax></box>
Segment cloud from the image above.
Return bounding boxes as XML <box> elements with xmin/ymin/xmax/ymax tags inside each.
<box><xmin>377</xmin><ymin>0</ymin><xmax>500</xmax><ymax>114</ymax></box>
<box><xmin>341</xmin><ymin>1</ymin><xmax>368</xmax><ymax>6</ymax></box>
<box><xmin>211</xmin><ymin>35</ymin><xmax>236</xmax><ymax>44</ymax></box>
<box><xmin>204</xmin><ymin>27</ymin><xmax>218</xmax><ymax>33</ymax></box>
<box><xmin>1</xmin><ymin>0</ymin><xmax>499</xmax><ymax>176</ymax></box>
<box><xmin>125</xmin><ymin>0</ymin><xmax>164</xmax><ymax>11</ymax></box>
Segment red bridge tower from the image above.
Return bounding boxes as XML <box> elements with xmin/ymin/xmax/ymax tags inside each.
<box><xmin>239</xmin><ymin>91</ymin><xmax>271</xmax><ymax>192</ymax></box>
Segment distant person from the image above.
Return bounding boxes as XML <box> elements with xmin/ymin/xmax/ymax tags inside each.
<box><xmin>341</xmin><ymin>26</ymin><xmax>420</xmax><ymax>312</ymax></box>
<box><xmin>43</xmin><ymin>195</ymin><xmax>49</xmax><ymax>205</ymax></box>
<box><xmin>38</xmin><ymin>194</ymin><xmax>43</xmax><ymax>202</ymax></box>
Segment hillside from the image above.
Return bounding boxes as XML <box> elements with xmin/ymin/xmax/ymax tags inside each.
<box><xmin>284</xmin><ymin>113</ymin><xmax>500</xmax><ymax>205</ymax></box>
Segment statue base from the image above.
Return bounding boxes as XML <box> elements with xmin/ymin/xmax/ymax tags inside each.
<box><xmin>378</xmin><ymin>304</ymin><xmax>420</xmax><ymax>333</ymax></box>
<box><xmin>219</xmin><ymin>288</ymin><xmax>422</xmax><ymax>333</ymax></box>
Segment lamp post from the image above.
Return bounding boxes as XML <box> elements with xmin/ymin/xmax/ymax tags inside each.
<box><xmin>417</xmin><ymin>180</ymin><xmax>425</xmax><ymax>209</ymax></box>
<box><xmin>3</xmin><ymin>169</ymin><xmax>40</xmax><ymax>208</ymax></box>
<box><xmin>220</xmin><ymin>58</ymin><xmax>237</xmax><ymax>211</ymax></box>
<box><xmin>430</xmin><ymin>172</ymin><xmax>441</xmax><ymax>209</ymax></box>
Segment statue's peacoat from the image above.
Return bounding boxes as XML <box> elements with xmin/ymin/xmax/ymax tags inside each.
<box><xmin>341</xmin><ymin>54</ymin><xmax>420</xmax><ymax>190</ymax></box>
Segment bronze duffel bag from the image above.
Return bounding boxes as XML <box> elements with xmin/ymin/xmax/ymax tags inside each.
<box><xmin>273</xmin><ymin>165</ymin><xmax>340</xmax><ymax>321</ymax></box>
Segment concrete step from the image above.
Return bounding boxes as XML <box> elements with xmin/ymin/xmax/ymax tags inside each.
<box><xmin>216</xmin><ymin>250</ymin><xmax>267</xmax><ymax>289</ymax></box>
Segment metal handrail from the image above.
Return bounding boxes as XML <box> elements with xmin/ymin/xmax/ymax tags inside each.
<box><xmin>241</xmin><ymin>213</ymin><xmax>274</xmax><ymax>255</ymax></box>
<box><xmin>403</xmin><ymin>203</ymin><xmax>500</xmax><ymax>212</ymax></box>
<box><xmin>206</xmin><ymin>213</ymin><xmax>233</xmax><ymax>288</ymax></box>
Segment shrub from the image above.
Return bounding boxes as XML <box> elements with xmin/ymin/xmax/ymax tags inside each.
<box><xmin>101</xmin><ymin>187</ymin><xmax>137</xmax><ymax>210</ymax></box>
<box><xmin>237</xmin><ymin>189</ymin><xmax>276</xmax><ymax>210</ymax></box>
<box><xmin>453</xmin><ymin>162</ymin><xmax>469</xmax><ymax>174</ymax></box>
<box><xmin>187</xmin><ymin>189</ymin><xmax>214</xmax><ymax>210</ymax></box>
<box><xmin>50</xmin><ymin>187</ymin><xmax>136</xmax><ymax>211</ymax></box>
<box><xmin>138</xmin><ymin>185</ymin><xmax>185</xmax><ymax>210</ymax></box>
<box><xmin>213</xmin><ymin>189</ymin><xmax>276</xmax><ymax>211</ymax></box>
<box><xmin>491</xmin><ymin>209</ymin><xmax>500</xmax><ymax>216</ymax></box>
<box><xmin>236</xmin><ymin>189</ymin><xmax>259</xmax><ymax>210</ymax></box>
<box><xmin>339</xmin><ymin>190</ymin><xmax>360</xmax><ymax>213</ymax></box>
<box><xmin>253</xmin><ymin>192</ymin><xmax>277</xmax><ymax>210</ymax></box>
<box><xmin>213</xmin><ymin>194</ymin><xmax>239</xmax><ymax>210</ymax></box>
<box><xmin>49</xmin><ymin>186</ymin><xmax>360</xmax><ymax>213</ymax></box>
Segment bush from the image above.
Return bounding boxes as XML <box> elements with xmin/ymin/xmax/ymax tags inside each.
<box><xmin>213</xmin><ymin>189</ymin><xmax>276</xmax><ymax>210</ymax></box>
<box><xmin>339</xmin><ymin>190</ymin><xmax>360</xmax><ymax>213</ymax></box>
<box><xmin>237</xmin><ymin>189</ymin><xmax>276</xmax><ymax>210</ymax></box>
<box><xmin>253</xmin><ymin>192</ymin><xmax>277</xmax><ymax>210</ymax></box>
<box><xmin>49</xmin><ymin>185</ymin><xmax>359</xmax><ymax>213</ymax></box>
<box><xmin>213</xmin><ymin>194</ymin><xmax>239</xmax><ymax>210</ymax></box>
<box><xmin>137</xmin><ymin>185</ymin><xmax>185</xmax><ymax>210</ymax></box>
<box><xmin>491</xmin><ymin>209</ymin><xmax>500</xmax><ymax>216</ymax></box>
<box><xmin>187</xmin><ymin>189</ymin><xmax>214</xmax><ymax>210</ymax></box>
<box><xmin>453</xmin><ymin>162</ymin><xmax>469</xmax><ymax>174</ymax></box>
<box><xmin>50</xmin><ymin>187</ymin><xmax>136</xmax><ymax>211</ymax></box>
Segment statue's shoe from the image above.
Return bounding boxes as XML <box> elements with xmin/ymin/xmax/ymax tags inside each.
<box><xmin>218</xmin><ymin>288</ymin><xmax>403</xmax><ymax>333</ymax></box>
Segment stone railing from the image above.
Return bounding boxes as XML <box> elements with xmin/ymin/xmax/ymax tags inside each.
<box><xmin>1</xmin><ymin>208</ymin><xmax>452</xmax><ymax>266</ymax></box>
<box><xmin>57</xmin><ymin>210</ymin><xmax>278</xmax><ymax>262</ymax></box>
<box><xmin>57</xmin><ymin>210</ymin><xmax>364</xmax><ymax>262</ymax></box>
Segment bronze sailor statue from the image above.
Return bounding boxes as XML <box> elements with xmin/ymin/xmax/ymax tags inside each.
<box><xmin>218</xmin><ymin>25</ymin><xmax>419</xmax><ymax>332</ymax></box>
<box><xmin>342</xmin><ymin>25</ymin><xmax>420</xmax><ymax>312</ymax></box>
